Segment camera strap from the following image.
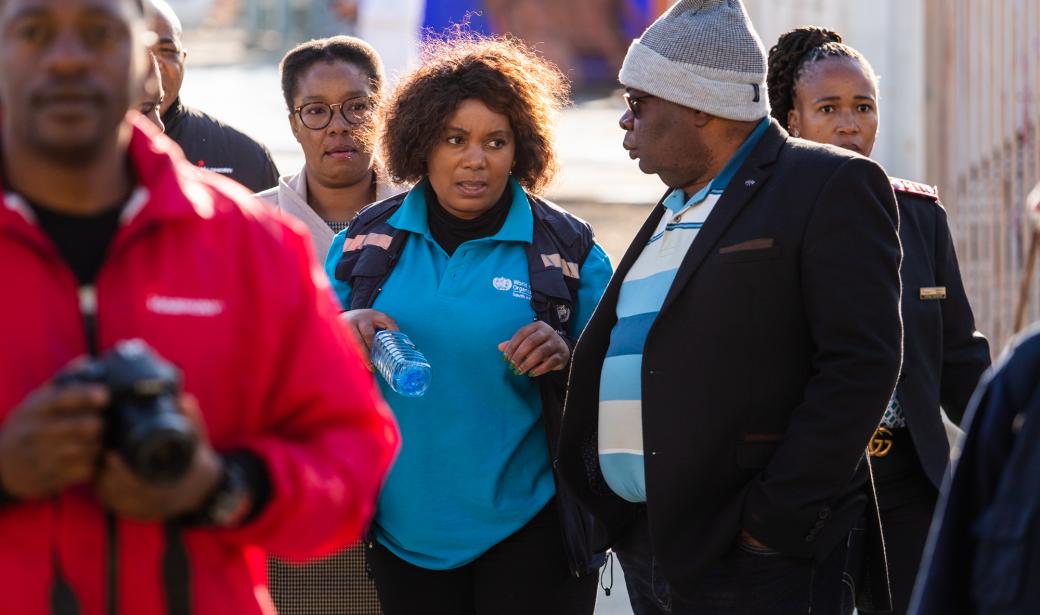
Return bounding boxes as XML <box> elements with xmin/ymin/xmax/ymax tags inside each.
<box><xmin>66</xmin><ymin>285</ymin><xmax>119</xmax><ymax>615</ymax></box>
<box><xmin>45</xmin><ymin>285</ymin><xmax>104</xmax><ymax>615</ymax></box>
<box><xmin>74</xmin><ymin>284</ymin><xmax>193</xmax><ymax>615</ymax></box>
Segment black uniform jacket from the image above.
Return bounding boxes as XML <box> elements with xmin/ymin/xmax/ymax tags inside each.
<box><xmin>891</xmin><ymin>178</ymin><xmax>990</xmax><ymax>489</ymax></box>
<box><xmin>557</xmin><ymin>120</ymin><xmax>903</xmax><ymax>593</ymax></box>
<box><xmin>162</xmin><ymin>98</ymin><xmax>280</xmax><ymax>193</ymax></box>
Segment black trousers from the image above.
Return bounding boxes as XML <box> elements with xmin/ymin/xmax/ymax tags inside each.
<box><xmin>367</xmin><ymin>498</ymin><xmax>598</xmax><ymax>615</ymax></box>
<box><xmin>862</xmin><ymin>428</ymin><xmax>939</xmax><ymax>615</ymax></box>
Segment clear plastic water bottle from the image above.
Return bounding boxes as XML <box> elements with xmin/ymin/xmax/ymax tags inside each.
<box><xmin>370</xmin><ymin>330</ymin><xmax>432</xmax><ymax>397</ymax></box>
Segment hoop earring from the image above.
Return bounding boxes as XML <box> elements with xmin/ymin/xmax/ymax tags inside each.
<box><xmin>792</xmin><ymin>129</ymin><xmax>801</xmax><ymax>138</ymax></box>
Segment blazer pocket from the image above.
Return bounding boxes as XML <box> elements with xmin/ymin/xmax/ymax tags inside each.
<box><xmin>718</xmin><ymin>238</ymin><xmax>781</xmax><ymax>263</ymax></box>
<box><xmin>736</xmin><ymin>434</ymin><xmax>782</xmax><ymax>469</ymax></box>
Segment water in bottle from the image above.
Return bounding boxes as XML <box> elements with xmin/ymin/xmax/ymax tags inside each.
<box><xmin>370</xmin><ymin>330</ymin><xmax>432</xmax><ymax>396</ymax></box>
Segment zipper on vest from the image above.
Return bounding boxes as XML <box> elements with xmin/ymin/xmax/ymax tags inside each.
<box><xmin>600</xmin><ymin>551</ymin><xmax>614</xmax><ymax>596</ymax></box>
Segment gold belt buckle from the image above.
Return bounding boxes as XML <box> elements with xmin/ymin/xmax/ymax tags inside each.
<box><xmin>868</xmin><ymin>426</ymin><xmax>894</xmax><ymax>458</ymax></box>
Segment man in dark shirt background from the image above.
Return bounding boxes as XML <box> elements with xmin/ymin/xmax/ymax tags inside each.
<box><xmin>150</xmin><ymin>0</ymin><xmax>279</xmax><ymax>192</ymax></box>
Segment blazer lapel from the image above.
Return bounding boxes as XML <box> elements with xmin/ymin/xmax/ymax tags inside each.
<box><xmin>614</xmin><ymin>190</ymin><xmax>670</xmax><ymax>282</ymax></box>
<box><xmin>658</xmin><ymin>123</ymin><xmax>787</xmax><ymax>317</ymax></box>
<box><xmin>596</xmin><ymin>189</ymin><xmax>670</xmax><ymax>317</ymax></box>
<box><xmin>572</xmin><ymin>188</ymin><xmax>669</xmax><ymax>365</ymax></box>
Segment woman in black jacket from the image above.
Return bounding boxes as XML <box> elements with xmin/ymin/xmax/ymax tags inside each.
<box><xmin>766</xmin><ymin>26</ymin><xmax>992</xmax><ymax>615</ymax></box>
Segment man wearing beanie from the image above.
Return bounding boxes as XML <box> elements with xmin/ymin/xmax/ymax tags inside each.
<box><xmin>557</xmin><ymin>1</ymin><xmax>902</xmax><ymax>613</ymax></box>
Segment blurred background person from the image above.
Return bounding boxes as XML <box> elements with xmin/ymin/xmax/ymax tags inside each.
<box><xmin>328</xmin><ymin>0</ymin><xmax>425</xmax><ymax>84</ymax></box>
<box><xmin>257</xmin><ymin>36</ymin><xmax>403</xmax><ymax>263</ymax></box>
<box><xmin>767</xmin><ymin>26</ymin><xmax>992</xmax><ymax>615</ymax></box>
<box><xmin>325</xmin><ymin>35</ymin><xmax>613</xmax><ymax>615</ymax></box>
<box><xmin>150</xmin><ymin>0</ymin><xmax>280</xmax><ymax>191</ymax></box>
<box><xmin>137</xmin><ymin>52</ymin><xmax>166</xmax><ymax>131</ymax></box>
<box><xmin>482</xmin><ymin>0</ymin><xmax>629</xmax><ymax>89</ymax></box>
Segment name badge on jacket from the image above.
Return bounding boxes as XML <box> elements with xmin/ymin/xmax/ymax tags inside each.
<box><xmin>920</xmin><ymin>286</ymin><xmax>947</xmax><ymax>300</ymax></box>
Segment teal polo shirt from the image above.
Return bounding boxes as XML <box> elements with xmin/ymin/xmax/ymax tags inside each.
<box><xmin>325</xmin><ymin>178</ymin><xmax>612</xmax><ymax>569</ymax></box>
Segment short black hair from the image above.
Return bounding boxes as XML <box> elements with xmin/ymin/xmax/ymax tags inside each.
<box><xmin>279</xmin><ymin>36</ymin><xmax>384</xmax><ymax>111</ymax></box>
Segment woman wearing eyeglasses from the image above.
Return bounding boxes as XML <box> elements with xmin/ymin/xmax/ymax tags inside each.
<box><xmin>259</xmin><ymin>35</ymin><xmax>399</xmax><ymax>615</ymax></box>
<box><xmin>258</xmin><ymin>36</ymin><xmax>403</xmax><ymax>260</ymax></box>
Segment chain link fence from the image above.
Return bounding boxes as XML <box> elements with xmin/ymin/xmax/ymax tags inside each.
<box><xmin>923</xmin><ymin>0</ymin><xmax>1040</xmax><ymax>350</ymax></box>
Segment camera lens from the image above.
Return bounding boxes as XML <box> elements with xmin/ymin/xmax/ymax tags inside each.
<box><xmin>118</xmin><ymin>405</ymin><xmax>198</xmax><ymax>483</ymax></box>
<box><xmin>134</xmin><ymin>429</ymin><xmax>197</xmax><ymax>483</ymax></box>
<box><xmin>98</xmin><ymin>339</ymin><xmax>197</xmax><ymax>482</ymax></box>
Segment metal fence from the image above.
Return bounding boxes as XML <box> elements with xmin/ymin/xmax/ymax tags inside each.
<box><xmin>922</xmin><ymin>0</ymin><xmax>1040</xmax><ymax>351</ymax></box>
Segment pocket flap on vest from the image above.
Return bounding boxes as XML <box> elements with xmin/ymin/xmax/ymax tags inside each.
<box><xmin>530</xmin><ymin>267</ymin><xmax>572</xmax><ymax>302</ymax></box>
<box><xmin>352</xmin><ymin>248</ymin><xmax>393</xmax><ymax>278</ymax></box>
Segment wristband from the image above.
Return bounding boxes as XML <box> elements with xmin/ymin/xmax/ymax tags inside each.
<box><xmin>181</xmin><ymin>456</ymin><xmax>253</xmax><ymax>528</ymax></box>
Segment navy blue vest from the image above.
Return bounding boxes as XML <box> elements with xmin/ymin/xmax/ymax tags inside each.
<box><xmin>333</xmin><ymin>191</ymin><xmax>594</xmax><ymax>342</ymax></box>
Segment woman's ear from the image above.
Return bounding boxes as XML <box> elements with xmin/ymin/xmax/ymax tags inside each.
<box><xmin>787</xmin><ymin>109</ymin><xmax>801</xmax><ymax>138</ymax></box>
<box><xmin>288</xmin><ymin>112</ymin><xmax>302</xmax><ymax>144</ymax></box>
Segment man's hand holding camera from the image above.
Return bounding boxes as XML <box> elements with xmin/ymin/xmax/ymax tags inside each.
<box><xmin>0</xmin><ymin>382</ymin><xmax>107</xmax><ymax>500</ymax></box>
<box><xmin>1</xmin><ymin>342</ymin><xmax>228</xmax><ymax>523</ymax></box>
<box><xmin>95</xmin><ymin>393</ymin><xmax>223</xmax><ymax>522</ymax></box>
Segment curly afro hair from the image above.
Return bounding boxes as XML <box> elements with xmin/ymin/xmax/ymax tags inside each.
<box><xmin>766</xmin><ymin>26</ymin><xmax>876</xmax><ymax>130</ymax></box>
<box><xmin>380</xmin><ymin>34</ymin><xmax>570</xmax><ymax>195</ymax></box>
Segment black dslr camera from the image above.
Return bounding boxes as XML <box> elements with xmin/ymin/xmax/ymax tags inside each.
<box><xmin>57</xmin><ymin>339</ymin><xmax>198</xmax><ymax>483</ymax></box>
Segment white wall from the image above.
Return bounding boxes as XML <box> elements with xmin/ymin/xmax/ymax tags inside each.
<box><xmin>167</xmin><ymin>0</ymin><xmax>214</xmax><ymax>29</ymax></box>
<box><xmin>743</xmin><ymin>0</ymin><xmax>926</xmax><ymax>180</ymax></box>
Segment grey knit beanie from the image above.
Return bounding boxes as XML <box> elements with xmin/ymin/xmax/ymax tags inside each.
<box><xmin>619</xmin><ymin>0</ymin><xmax>769</xmax><ymax>121</ymax></box>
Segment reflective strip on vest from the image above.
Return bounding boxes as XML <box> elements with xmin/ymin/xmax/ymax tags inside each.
<box><xmin>540</xmin><ymin>253</ymin><xmax>581</xmax><ymax>279</ymax></box>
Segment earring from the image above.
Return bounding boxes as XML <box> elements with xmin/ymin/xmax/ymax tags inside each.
<box><xmin>792</xmin><ymin>129</ymin><xmax>801</xmax><ymax>138</ymax></box>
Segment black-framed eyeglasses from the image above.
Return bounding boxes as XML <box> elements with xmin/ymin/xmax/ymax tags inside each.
<box><xmin>624</xmin><ymin>92</ymin><xmax>652</xmax><ymax>119</ymax></box>
<box><xmin>293</xmin><ymin>96</ymin><xmax>374</xmax><ymax>130</ymax></box>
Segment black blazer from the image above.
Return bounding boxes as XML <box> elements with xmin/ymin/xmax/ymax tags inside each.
<box><xmin>892</xmin><ymin>180</ymin><xmax>990</xmax><ymax>488</ymax></box>
<box><xmin>558</xmin><ymin>121</ymin><xmax>903</xmax><ymax>591</ymax></box>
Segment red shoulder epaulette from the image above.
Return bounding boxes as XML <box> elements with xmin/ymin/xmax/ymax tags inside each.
<box><xmin>890</xmin><ymin>177</ymin><xmax>939</xmax><ymax>201</ymax></box>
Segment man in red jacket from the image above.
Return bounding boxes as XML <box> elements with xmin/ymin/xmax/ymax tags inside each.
<box><xmin>0</xmin><ymin>1</ymin><xmax>400</xmax><ymax>614</ymax></box>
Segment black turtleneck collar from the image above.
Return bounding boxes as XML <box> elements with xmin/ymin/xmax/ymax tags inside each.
<box><xmin>426</xmin><ymin>182</ymin><xmax>512</xmax><ymax>256</ymax></box>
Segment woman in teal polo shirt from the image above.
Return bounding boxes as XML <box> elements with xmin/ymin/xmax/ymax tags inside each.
<box><xmin>324</xmin><ymin>36</ymin><xmax>612</xmax><ymax>615</ymax></box>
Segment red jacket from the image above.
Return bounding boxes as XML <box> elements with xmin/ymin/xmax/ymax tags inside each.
<box><xmin>0</xmin><ymin>119</ymin><xmax>400</xmax><ymax>615</ymax></box>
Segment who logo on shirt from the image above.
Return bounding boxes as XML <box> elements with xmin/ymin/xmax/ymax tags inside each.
<box><xmin>492</xmin><ymin>276</ymin><xmax>532</xmax><ymax>300</ymax></box>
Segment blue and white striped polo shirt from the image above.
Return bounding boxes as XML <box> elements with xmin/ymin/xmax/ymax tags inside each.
<box><xmin>598</xmin><ymin>117</ymin><xmax>769</xmax><ymax>503</ymax></box>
